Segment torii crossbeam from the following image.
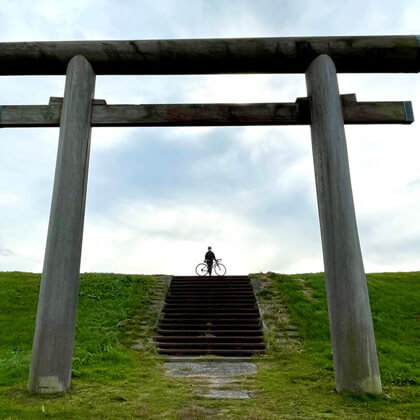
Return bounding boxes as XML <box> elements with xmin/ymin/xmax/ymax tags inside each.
<box><xmin>0</xmin><ymin>94</ymin><xmax>413</xmax><ymax>127</ymax></box>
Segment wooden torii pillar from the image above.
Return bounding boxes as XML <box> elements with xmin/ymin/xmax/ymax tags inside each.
<box><xmin>27</xmin><ymin>56</ymin><xmax>96</xmax><ymax>393</ymax></box>
<box><xmin>0</xmin><ymin>36</ymin><xmax>417</xmax><ymax>394</ymax></box>
<box><xmin>306</xmin><ymin>55</ymin><xmax>381</xmax><ymax>393</ymax></box>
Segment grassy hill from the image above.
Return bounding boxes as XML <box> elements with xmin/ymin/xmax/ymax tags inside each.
<box><xmin>0</xmin><ymin>271</ymin><xmax>418</xmax><ymax>419</ymax></box>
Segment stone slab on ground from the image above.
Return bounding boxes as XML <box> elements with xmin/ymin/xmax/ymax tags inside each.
<box><xmin>203</xmin><ymin>390</ymin><xmax>249</xmax><ymax>399</ymax></box>
<box><xmin>164</xmin><ymin>362</ymin><xmax>256</xmax><ymax>399</ymax></box>
<box><xmin>165</xmin><ymin>362</ymin><xmax>256</xmax><ymax>376</ymax></box>
<box><xmin>163</xmin><ymin>356</ymin><xmax>252</xmax><ymax>363</ymax></box>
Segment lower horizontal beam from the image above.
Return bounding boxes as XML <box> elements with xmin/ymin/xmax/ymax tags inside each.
<box><xmin>0</xmin><ymin>96</ymin><xmax>413</xmax><ymax>128</ymax></box>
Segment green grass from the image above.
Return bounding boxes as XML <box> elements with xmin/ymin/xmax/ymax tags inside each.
<box><xmin>0</xmin><ymin>272</ymin><xmax>152</xmax><ymax>387</ymax></box>
<box><xmin>0</xmin><ymin>271</ymin><xmax>418</xmax><ymax>419</ymax></box>
<box><xmin>0</xmin><ymin>272</ymin><xmax>191</xmax><ymax>419</ymax></box>
<box><xmin>259</xmin><ymin>271</ymin><xmax>420</xmax><ymax>418</ymax></box>
<box><xmin>269</xmin><ymin>272</ymin><xmax>420</xmax><ymax>386</ymax></box>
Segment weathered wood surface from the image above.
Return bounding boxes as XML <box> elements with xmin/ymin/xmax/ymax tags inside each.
<box><xmin>306</xmin><ymin>55</ymin><xmax>382</xmax><ymax>394</ymax></box>
<box><xmin>0</xmin><ymin>36</ymin><xmax>418</xmax><ymax>75</ymax></box>
<box><xmin>28</xmin><ymin>56</ymin><xmax>96</xmax><ymax>394</ymax></box>
<box><xmin>0</xmin><ymin>97</ymin><xmax>413</xmax><ymax>128</ymax></box>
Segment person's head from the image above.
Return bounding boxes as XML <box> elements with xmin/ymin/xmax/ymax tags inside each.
<box><xmin>208</xmin><ymin>246</ymin><xmax>212</xmax><ymax>250</ymax></box>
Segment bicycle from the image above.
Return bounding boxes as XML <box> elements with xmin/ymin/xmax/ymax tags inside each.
<box><xmin>195</xmin><ymin>259</ymin><xmax>226</xmax><ymax>276</ymax></box>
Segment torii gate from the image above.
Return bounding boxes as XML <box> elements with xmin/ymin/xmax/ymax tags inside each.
<box><xmin>1</xmin><ymin>36</ymin><xmax>418</xmax><ymax>395</ymax></box>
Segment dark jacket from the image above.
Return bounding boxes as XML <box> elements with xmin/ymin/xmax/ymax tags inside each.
<box><xmin>205</xmin><ymin>250</ymin><xmax>216</xmax><ymax>262</ymax></box>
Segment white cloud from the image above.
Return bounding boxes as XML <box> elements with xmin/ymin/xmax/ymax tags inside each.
<box><xmin>81</xmin><ymin>199</ymin><xmax>323</xmax><ymax>275</ymax></box>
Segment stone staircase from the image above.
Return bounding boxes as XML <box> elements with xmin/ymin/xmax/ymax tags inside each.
<box><xmin>155</xmin><ymin>275</ymin><xmax>265</xmax><ymax>357</ymax></box>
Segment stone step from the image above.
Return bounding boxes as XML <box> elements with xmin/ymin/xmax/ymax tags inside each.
<box><xmin>165</xmin><ymin>300</ymin><xmax>256</xmax><ymax>305</ymax></box>
<box><xmin>164</xmin><ymin>301</ymin><xmax>257</xmax><ymax>305</ymax></box>
<box><xmin>156</xmin><ymin>275</ymin><xmax>265</xmax><ymax>357</ymax></box>
<box><xmin>158</xmin><ymin>342</ymin><xmax>265</xmax><ymax>350</ymax></box>
<box><xmin>165</xmin><ymin>296</ymin><xmax>255</xmax><ymax>301</ymax></box>
<box><xmin>155</xmin><ymin>336</ymin><xmax>264</xmax><ymax>343</ymax></box>
<box><xmin>159</xmin><ymin>326</ymin><xmax>261</xmax><ymax>331</ymax></box>
<box><xmin>171</xmin><ymin>287</ymin><xmax>251</xmax><ymax>290</ymax></box>
<box><xmin>167</xmin><ymin>292</ymin><xmax>255</xmax><ymax>298</ymax></box>
<box><xmin>163</xmin><ymin>306</ymin><xmax>258</xmax><ymax>312</ymax></box>
<box><xmin>159</xmin><ymin>322</ymin><xmax>261</xmax><ymax>329</ymax></box>
<box><xmin>158</xmin><ymin>349</ymin><xmax>264</xmax><ymax>356</ymax></box>
<box><xmin>171</xmin><ymin>283</ymin><xmax>251</xmax><ymax>288</ymax></box>
<box><xmin>173</xmin><ymin>276</ymin><xmax>249</xmax><ymax>280</ymax></box>
<box><xmin>158</xmin><ymin>329</ymin><xmax>264</xmax><ymax>336</ymax></box>
<box><xmin>160</xmin><ymin>314</ymin><xmax>260</xmax><ymax>319</ymax></box>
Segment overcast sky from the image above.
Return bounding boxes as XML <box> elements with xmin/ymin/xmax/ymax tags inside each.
<box><xmin>0</xmin><ymin>0</ymin><xmax>419</xmax><ymax>275</ymax></box>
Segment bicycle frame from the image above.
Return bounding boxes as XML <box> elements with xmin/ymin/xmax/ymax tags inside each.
<box><xmin>196</xmin><ymin>259</ymin><xmax>226</xmax><ymax>276</ymax></box>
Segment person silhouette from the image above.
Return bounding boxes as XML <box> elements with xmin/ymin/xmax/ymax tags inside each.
<box><xmin>204</xmin><ymin>246</ymin><xmax>216</xmax><ymax>277</ymax></box>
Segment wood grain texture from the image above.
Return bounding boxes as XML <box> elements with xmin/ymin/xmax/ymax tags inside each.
<box><xmin>0</xmin><ymin>98</ymin><xmax>413</xmax><ymax>128</ymax></box>
<box><xmin>306</xmin><ymin>54</ymin><xmax>382</xmax><ymax>394</ymax></box>
<box><xmin>28</xmin><ymin>56</ymin><xmax>96</xmax><ymax>394</ymax></box>
<box><xmin>0</xmin><ymin>35</ymin><xmax>418</xmax><ymax>75</ymax></box>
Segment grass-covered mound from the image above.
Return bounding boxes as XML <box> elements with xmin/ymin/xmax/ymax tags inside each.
<box><xmin>0</xmin><ymin>272</ymin><xmax>190</xmax><ymax>418</ymax></box>
<box><xmin>0</xmin><ymin>271</ymin><xmax>418</xmax><ymax>419</ymax></box>
<box><xmin>270</xmin><ymin>272</ymin><xmax>419</xmax><ymax>387</ymax></box>
<box><xmin>0</xmin><ymin>272</ymin><xmax>155</xmax><ymax>387</ymax></box>
<box><xmin>256</xmin><ymin>272</ymin><xmax>419</xmax><ymax>419</ymax></box>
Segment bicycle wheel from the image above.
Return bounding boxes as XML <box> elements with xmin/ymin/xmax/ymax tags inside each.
<box><xmin>214</xmin><ymin>263</ymin><xmax>226</xmax><ymax>276</ymax></box>
<box><xmin>195</xmin><ymin>263</ymin><xmax>208</xmax><ymax>276</ymax></box>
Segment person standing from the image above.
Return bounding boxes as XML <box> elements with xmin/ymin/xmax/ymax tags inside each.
<box><xmin>205</xmin><ymin>246</ymin><xmax>216</xmax><ymax>277</ymax></box>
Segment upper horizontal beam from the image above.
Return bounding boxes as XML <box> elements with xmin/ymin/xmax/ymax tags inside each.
<box><xmin>0</xmin><ymin>95</ymin><xmax>413</xmax><ymax>128</ymax></box>
<box><xmin>0</xmin><ymin>36</ymin><xmax>419</xmax><ymax>75</ymax></box>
